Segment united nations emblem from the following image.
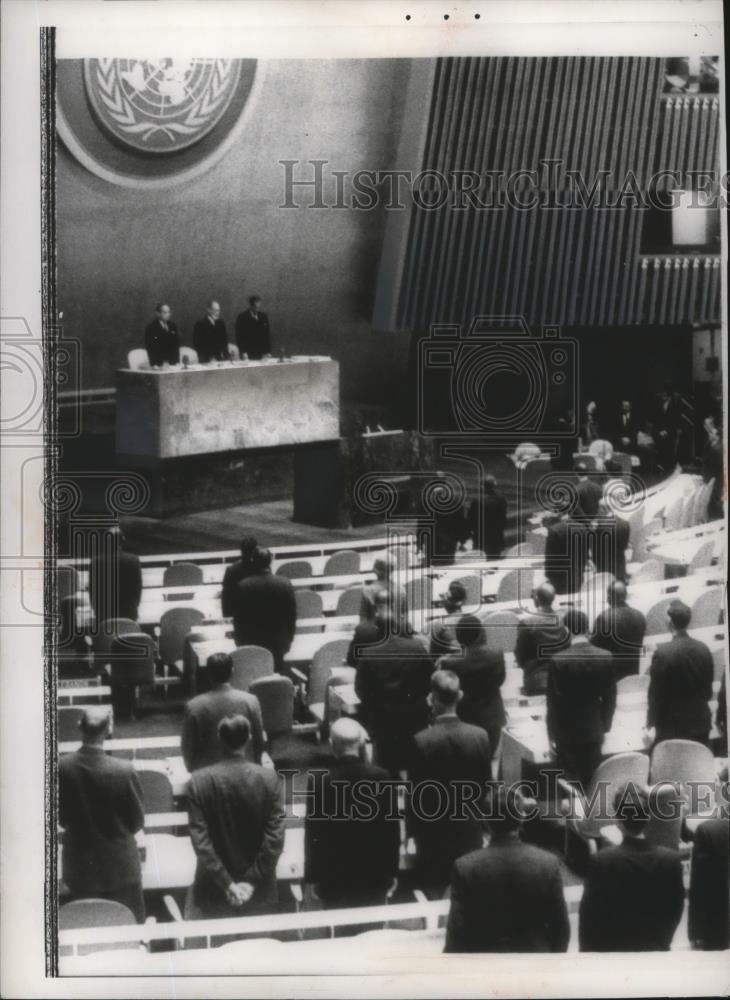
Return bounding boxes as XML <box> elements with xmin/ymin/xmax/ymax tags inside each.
<box><xmin>85</xmin><ymin>58</ymin><xmax>242</xmax><ymax>154</ymax></box>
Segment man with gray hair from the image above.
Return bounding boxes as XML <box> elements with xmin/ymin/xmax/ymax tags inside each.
<box><xmin>305</xmin><ymin>718</ymin><xmax>400</xmax><ymax>912</ymax></box>
<box><xmin>59</xmin><ymin>705</ymin><xmax>146</xmax><ymax>921</ymax></box>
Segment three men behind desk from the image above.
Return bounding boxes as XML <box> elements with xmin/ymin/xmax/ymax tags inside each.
<box><xmin>143</xmin><ymin>296</ymin><xmax>273</xmax><ymax>366</ymax></box>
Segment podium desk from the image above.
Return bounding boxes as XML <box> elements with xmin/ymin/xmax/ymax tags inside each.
<box><xmin>116</xmin><ymin>357</ymin><xmax>340</xmax><ymax>460</ymax></box>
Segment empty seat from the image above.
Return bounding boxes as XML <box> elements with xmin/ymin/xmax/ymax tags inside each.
<box><xmin>690</xmin><ymin>589</ymin><xmax>723</xmax><ymax>629</ymax></box>
<box><xmin>496</xmin><ymin>568</ymin><xmax>535</xmax><ymax>604</ymax></box>
<box><xmin>323</xmin><ymin>550</ymin><xmax>360</xmax><ymax>576</ymax></box>
<box><xmin>94</xmin><ymin>618</ymin><xmax>140</xmax><ymax>667</ymax></box>
<box><xmin>630</xmin><ymin>559</ymin><xmax>664</xmax><ymax>585</ymax></box>
<box><xmin>649</xmin><ymin>740</ymin><xmax>717</xmax><ymax>815</ymax></box>
<box><xmin>335</xmin><ymin>587</ymin><xmax>364</xmax><ymax>617</ymax></box>
<box><xmin>163</xmin><ymin>563</ymin><xmax>204</xmax><ymax>588</ymax></box>
<box><xmin>58</xmin><ymin>706</ymin><xmax>86</xmax><ymax>743</ymax></box>
<box><xmin>230</xmin><ymin>645</ymin><xmax>275</xmax><ymax>691</ymax></box>
<box><xmin>295</xmin><ymin>589</ymin><xmax>324</xmax><ymax>620</ymax></box>
<box><xmin>249</xmin><ymin>675</ymin><xmax>295</xmax><ymax>739</ymax></box>
<box><xmin>644</xmin><ymin>596</ymin><xmax>677</xmax><ymax>636</ymax></box>
<box><xmin>481</xmin><ymin>610</ymin><xmax>520</xmax><ymax>654</ymax></box>
<box><xmin>158</xmin><ymin>607</ymin><xmax>206</xmax><ymax>669</ymax></box>
<box><xmin>275</xmin><ymin>560</ymin><xmax>313</xmax><ymax>580</ymax></box>
<box><xmin>663</xmin><ymin>494</ymin><xmax>687</xmax><ymax>532</ymax></box>
<box><xmin>127</xmin><ymin>348</ymin><xmax>150</xmax><ymax>370</ymax></box>
<box><xmin>688</xmin><ymin>541</ymin><xmax>716</xmax><ymax>574</ymax></box>
<box><xmin>136</xmin><ymin>767</ymin><xmax>175</xmax><ymax>813</ymax></box>
<box><xmin>712</xmin><ymin>645</ymin><xmax>726</xmax><ymax>684</ymax></box>
<box><xmin>565</xmin><ymin>751</ymin><xmax>650</xmax><ymax>844</ymax></box>
<box><xmin>616</xmin><ymin>673</ymin><xmax>650</xmax><ymax>703</ymax></box>
<box><xmin>59</xmin><ymin>899</ymin><xmax>140</xmax><ymax>956</ymax></box>
<box><xmin>109</xmin><ymin>632</ymin><xmax>156</xmax><ymax>688</ymax></box>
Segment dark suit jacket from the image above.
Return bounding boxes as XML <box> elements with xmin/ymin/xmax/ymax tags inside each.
<box><xmin>613</xmin><ymin>411</ymin><xmax>638</xmax><ymax>450</ymax></box>
<box><xmin>467</xmin><ymin>492</ymin><xmax>507</xmax><ymax>557</ymax></box>
<box><xmin>590</xmin><ymin>514</ymin><xmax>630</xmax><ymax>581</ymax></box>
<box><xmin>647</xmin><ymin>632</ymin><xmax>714</xmax><ymax>740</ymax></box>
<box><xmin>304</xmin><ymin>755</ymin><xmax>400</xmax><ymax>902</ymax></box>
<box><xmin>354</xmin><ymin>633</ymin><xmax>433</xmax><ymax>738</ymax></box>
<box><xmin>187</xmin><ymin>755</ymin><xmax>285</xmax><ymax>912</ymax></box>
<box><xmin>231</xmin><ymin>571</ymin><xmax>297</xmax><ymax>661</ymax></box>
<box><xmin>235</xmin><ymin>309</ymin><xmax>271</xmax><ymax>359</ymax></box>
<box><xmin>577</xmin><ymin>478</ymin><xmax>603</xmax><ymax>517</ymax></box>
<box><xmin>579</xmin><ymin>836</ymin><xmax>685</xmax><ymax>951</ymax></box>
<box><xmin>193</xmin><ymin>316</ymin><xmax>229</xmax><ymax>363</ymax></box>
<box><xmin>182</xmin><ymin>684</ymin><xmax>264</xmax><ymax>771</ymax></box>
<box><xmin>689</xmin><ymin>817</ymin><xmax>730</xmax><ymax>950</ymax></box>
<box><xmin>445</xmin><ymin>838</ymin><xmax>570</xmax><ymax>952</ymax></box>
<box><xmin>347</xmin><ymin>619</ymin><xmax>383</xmax><ymax>667</ymax></box>
<box><xmin>88</xmin><ymin>549</ymin><xmax>143</xmax><ymax>623</ymax></box>
<box><xmin>544</xmin><ymin>517</ymin><xmax>590</xmax><ymax>595</ymax></box>
<box><xmin>221</xmin><ymin>559</ymin><xmax>255</xmax><ymax>619</ymax></box>
<box><xmin>59</xmin><ymin>746</ymin><xmax>144</xmax><ymax>894</ymax></box>
<box><xmin>437</xmin><ymin>646</ymin><xmax>506</xmax><ymax>732</ymax></box>
<box><xmin>408</xmin><ymin>716</ymin><xmax>492</xmax><ymax>883</ymax></box>
<box><xmin>547</xmin><ymin>640</ymin><xmax>616</xmax><ymax>746</ymax></box>
<box><xmin>515</xmin><ymin>611</ymin><xmax>570</xmax><ymax>694</ymax></box>
<box><xmin>144</xmin><ymin>319</ymin><xmax>180</xmax><ymax>367</ymax></box>
<box><xmin>591</xmin><ymin>602</ymin><xmax>646</xmax><ymax>680</ymax></box>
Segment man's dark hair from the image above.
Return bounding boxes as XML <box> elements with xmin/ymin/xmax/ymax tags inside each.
<box><xmin>455</xmin><ymin>614</ymin><xmax>485</xmax><ymax>648</ymax></box>
<box><xmin>448</xmin><ymin>581</ymin><xmax>467</xmax><ymax>604</ymax></box>
<box><xmin>484</xmin><ymin>782</ymin><xmax>524</xmax><ymax>835</ymax></box>
<box><xmin>667</xmin><ymin>599</ymin><xmax>692</xmax><ymax>631</ymax></box>
<box><xmin>207</xmin><ymin>652</ymin><xmax>233</xmax><ymax>685</ymax></box>
<box><xmin>253</xmin><ymin>545</ymin><xmax>273</xmax><ymax>572</ymax></box>
<box><xmin>607</xmin><ymin>580</ymin><xmax>628</xmax><ymax>606</ymax></box>
<box><xmin>249</xmin><ymin>295</ymin><xmax>261</xmax><ymax>306</ymax></box>
<box><xmin>563</xmin><ymin>609</ymin><xmax>589</xmax><ymax>637</ymax></box>
<box><xmin>482</xmin><ymin>474</ymin><xmax>498</xmax><ymax>493</ymax></box>
<box><xmin>240</xmin><ymin>535</ymin><xmax>258</xmax><ymax>562</ymax></box>
<box><xmin>431</xmin><ymin>669</ymin><xmax>461</xmax><ymax>708</ymax></box>
<box><xmin>218</xmin><ymin>714</ymin><xmax>251</xmax><ymax>751</ymax></box>
<box><xmin>613</xmin><ymin>782</ymin><xmax>650</xmax><ymax>835</ymax></box>
<box><xmin>155</xmin><ymin>302</ymin><xmax>169</xmax><ymax>313</ymax></box>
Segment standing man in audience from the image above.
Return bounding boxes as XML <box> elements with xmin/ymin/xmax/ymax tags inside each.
<box><xmin>59</xmin><ymin>706</ymin><xmax>145</xmax><ymax>922</ymax></box>
<box><xmin>514</xmin><ymin>582</ymin><xmax>570</xmax><ymax>695</ymax></box>
<box><xmin>428</xmin><ymin>580</ymin><xmax>467</xmax><ymax>659</ymax></box>
<box><xmin>579</xmin><ymin>784</ymin><xmax>685</xmax><ymax>951</ymax></box>
<box><xmin>354</xmin><ymin>599</ymin><xmax>433</xmax><ymax>775</ymax></box>
<box><xmin>230</xmin><ymin>546</ymin><xmax>297</xmax><ymax>672</ymax></box>
<box><xmin>235</xmin><ymin>295</ymin><xmax>272</xmax><ymax>360</ymax></box>
<box><xmin>546</xmin><ymin>609</ymin><xmax>617</xmax><ymax>789</ymax></box>
<box><xmin>407</xmin><ymin>671</ymin><xmax>492</xmax><ymax>896</ymax></box>
<box><xmin>437</xmin><ymin>615</ymin><xmax>506</xmax><ymax>753</ymax></box>
<box><xmin>544</xmin><ymin>510</ymin><xmax>590</xmax><ymax>596</ymax></box>
<box><xmin>144</xmin><ymin>302</ymin><xmax>180</xmax><ymax>367</ymax></box>
<box><xmin>359</xmin><ymin>554</ymin><xmax>408</xmax><ymax>625</ymax></box>
<box><xmin>613</xmin><ymin>399</ymin><xmax>638</xmax><ymax>453</ymax></box>
<box><xmin>590</xmin><ymin>581</ymin><xmax>646</xmax><ymax>680</ymax></box>
<box><xmin>186</xmin><ymin>715</ymin><xmax>285</xmax><ymax>918</ymax></box>
<box><xmin>88</xmin><ymin>526</ymin><xmax>142</xmax><ymax>626</ymax></box>
<box><xmin>653</xmin><ymin>387</ymin><xmax>682</xmax><ymax>473</ymax></box>
<box><xmin>182</xmin><ymin>652</ymin><xmax>264</xmax><ymax>771</ymax></box>
<box><xmin>193</xmin><ymin>299</ymin><xmax>230</xmax><ymax>363</ymax></box>
<box><xmin>647</xmin><ymin>600</ymin><xmax>714</xmax><ymax>746</ymax></box>
<box><xmin>590</xmin><ymin>485</ymin><xmax>630</xmax><ymax>582</ymax></box>
<box><xmin>221</xmin><ymin>536</ymin><xmax>259</xmax><ymax>619</ymax></box>
<box><xmin>689</xmin><ymin>804</ymin><xmax>730</xmax><ymax>950</ymax></box>
<box><xmin>444</xmin><ymin>784</ymin><xmax>570</xmax><ymax>953</ymax></box>
<box><xmin>304</xmin><ymin>718</ymin><xmax>400</xmax><ymax>913</ymax></box>
<box><xmin>466</xmin><ymin>474</ymin><xmax>507</xmax><ymax>558</ymax></box>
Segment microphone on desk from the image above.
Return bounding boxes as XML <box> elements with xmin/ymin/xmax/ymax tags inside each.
<box><xmin>278</xmin><ymin>347</ymin><xmax>286</xmax><ymax>363</ymax></box>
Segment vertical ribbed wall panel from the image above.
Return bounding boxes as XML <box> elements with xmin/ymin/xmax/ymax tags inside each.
<box><xmin>394</xmin><ymin>57</ymin><xmax>720</xmax><ymax>330</ymax></box>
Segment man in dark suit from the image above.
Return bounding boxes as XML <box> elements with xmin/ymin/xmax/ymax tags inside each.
<box><xmin>689</xmin><ymin>814</ymin><xmax>730</xmax><ymax>950</ymax></box>
<box><xmin>514</xmin><ymin>582</ymin><xmax>570</xmax><ymax>695</ymax></box>
<box><xmin>221</xmin><ymin>536</ymin><xmax>259</xmax><ymax>619</ymax></box>
<box><xmin>416</xmin><ymin>478</ymin><xmax>468</xmax><ymax>566</ymax></box>
<box><xmin>653</xmin><ymin>388</ymin><xmax>682</xmax><ymax>473</ymax></box>
<box><xmin>437</xmin><ymin>615</ymin><xmax>506</xmax><ymax>752</ymax></box>
<box><xmin>613</xmin><ymin>399</ymin><xmax>638</xmax><ymax>452</ymax></box>
<box><xmin>407</xmin><ymin>670</ymin><xmax>492</xmax><ymax>894</ymax></box>
<box><xmin>359</xmin><ymin>555</ymin><xmax>408</xmax><ymax>625</ymax></box>
<box><xmin>59</xmin><ymin>706</ymin><xmax>145</xmax><ymax>921</ymax></box>
<box><xmin>305</xmin><ymin>718</ymin><xmax>400</xmax><ymax>911</ymax></box>
<box><xmin>182</xmin><ymin>652</ymin><xmax>264</xmax><ymax>771</ymax></box>
<box><xmin>647</xmin><ymin>600</ymin><xmax>714</xmax><ymax>746</ymax></box>
<box><xmin>186</xmin><ymin>715</ymin><xmax>285</xmax><ymax>918</ymax></box>
<box><xmin>444</xmin><ymin>784</ymin><xmax>570</xmax><ymax>952</ymax></box>
<box><xmin>230</xmin><ymin>546</ymin><xmax>297</xmax><ymax>672</ymax></box>
<box><xmin>575</xmin><ymin>464</ymin><xmax>603</xmax><ymax>517</ymax></box>
<box><xmin>88</xmin><ymin>527</ymin><xmax>142</xmax><ymax>626</ymax></box>
<box><xmin>544</xmin><ymin>514</ymin><xmax>590</xmax><ymax>596</ymax></box>
<box><xmin>579</xmin><ymin>783</ymin><xmax>685</xmax><ymax>951</ymax></box>
<box><xmin>547</xmin><ymin>609</ymin><xmax>617</xmax><ymax>789</ymax></box>
<box><xmin>235</xmin><ymin>295</ymin><xmax>272</xmax><ymax>360</ymax></box>
<box><xmin>591</xmin><ymin>581</ymin><xmax>646</xmax><ymax>680</ymax></box>
<box><xmin>193</xmin><ymin>299</ymin><xmax>230</xmax><ymax>363</ymax></box>
<box><xmin>144</xmin><ymin>302</ymin><xmax>180</xmax><ymax>367</ymax></box>
<box><xmin>354</xmin><ymin>607</ymin><xmax>433</xmax><ymax>775</ymax></box>
<box><xmin>466</xmin><ymin>474</ymin><xmax>507</xmax><ymax>558</ymax></box>
<box><xmin>428</xmin><ymin>580</ymin><xmax>467</xmax><ymax>659</ymax></box>
<box><xmin>590</xmin><ymin>487</ymin><xmax>630</xmax><ymax>582</ymax></box>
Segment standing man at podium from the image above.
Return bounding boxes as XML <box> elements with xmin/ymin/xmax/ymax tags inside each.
<box><xmin>193</xmin><ymin>299</ymin><xmax>230</xmax><ymax>363</ymax></box>
<box><xmin>236</xmin><ymin>295</ymin><xmax>271</xmax><ymax>360</ymax></box>
<box><xmin>145</xmin><ymin>302</ymin><xmax>180</xmax><ymax>367</ymax></box>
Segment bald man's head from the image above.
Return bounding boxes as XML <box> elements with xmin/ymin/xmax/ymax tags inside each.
<box><xmin>79</xmin><ymin>705</ymin><xmax>112</xmax><ymax>742</ymax></box>
<box><xmin>607</xmin><ymin>580</ymin><xmax>628</xmax><ymax>606</ymax></box>
<box><xmin>330</xmin><ymin>717</ymin><xmax>365</xmax><ymax>758</ymax></box>
<box><xmin>533</xmin><ymin>581</ymin><xmax>556</xmax><ymax>609</ymax></box>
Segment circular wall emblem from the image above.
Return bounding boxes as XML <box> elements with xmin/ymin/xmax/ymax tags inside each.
<box><xmin>84</xmin><ymin>58</ymin><xmax>242</xmax><ymax>154</ymax></box>
<box><xmin>56</xmin><ymin>57</ymin><xmax>261</xmax><ymax>187</ymax></box>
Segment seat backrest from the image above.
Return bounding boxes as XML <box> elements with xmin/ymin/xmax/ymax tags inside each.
<box><xmin>650</xmin><ymin>738</ymin><xmax>716</xmax><ymax>786</ymax></box>
<box><xmin>632</xmin><ymin>516</ymin><xmax>663</xmax><ymax>561</ymax></box>
<box><xmin>405</xmin><ymin>575</ymin><xmax>433</xmax><ymax>615</ymax></box>
<box><xmin>323</xmin><ymin>550</ymin><xmax>361</xmax><ymax>576</ymax></box>
<box><xmin>136</xmin><ymin>767</ymin><xmax>175</xmax><ymax>813</ymax></box>
<box><xmin>94</xmin><ymin>618</ymin><xmax>142</xmax><ymax>663</ymax></box>
<box><xmin>481</xmin><ymin>610</ymin><xmax>520</xmax><ymax>654</ymax></box>
<box><xmin>179</xmin><ymin>346</ymin><xmax>198</xmax><ymax>364</ymax></box>
<box><xmin>335</xmin><ymin>586</ymin><xmax>364</xmax><ymax>617</ymax></box>
<box><xmin>109</xmin><ymin>632</ymin><xmax>156</xmax><ymax>685</ymax></box>
<box><xmin>230</xmin><ymin>645</ymin><xmax>275</xmax><ymax>691</ymax></box>
<box><xmin>295</xmin><ymin>589</ymin><xmax>324</xmax><ymax>620</ymax></box>
<box><xmin>663</xmin><ymin>494</ymin><xmax>686</xmax><ymax>532</ymax></box>
<box><xmin>688</xmin><ymin>540</ymin><xmax>717</xmax><ymax>576</ymax></box>
<box><xmin>695</xmin><ymin>479</ymin><xmax>714</xmax><ymax>524</ymax></box>
<box><xmin>158</xmin><ymin>607</ymin><xmax>205</xmax><ymax>665</ymax></box>
<box><xmin>712</xmin><ymin>645</ymin><xmax>726</xmax><ymax>684</ymax></box>
<box><xmin>275</xmin><ymin>560</ymin><xmax>312</xmax><ymax>580</ymax></box>
<box><xmin>248</xmin><ymin>675</ymin><xmax>294</xmax><ymax>738</ymax></box>
<box><xmin>58</xmin><ymin>706</ymin><xmax>86</xmax><ymax>743</ymax></box>
<box><xmin>496</xmin><ymin>568</ymin><xmax>534</xmax><ymax>605</ymax></box>
<box><xmin>309</xmin><ymin>639</ymin><xmax>351</xmax><ymax>703</ymax></box>
<box><xmin>451</xmin><ymin>574</ymin><xmax>482</xmax><ymax>611</ymax></box>
<box><xmin>616</xmin><ymin>673</ymin><xmax>650</xmax><ymax>701</ymax></box>
<box><xmin>127</xmin><ymin>348</ymin><xmax>150</xmax><ymax>370</ymax></box>
<box><xmin>578</xmin><ymin>752</ymin><xmax>650</xmax><ymax>838</ymax></box>
<box><xmin>690</xmin><ymin>588</ymin><xmax>723</xmax><ymax>629</ymax></box>
<box><xmin>504</xmin><ymin>542</ymin><xmax>533</xmax><ymax>558</ymax></box>
<box><xmin>58</xmin><ymin>898</ymin><xmax>139</xmax><ymax>956</ymax></box>
<box><xmin>644</xmin><ymin>596</ymin><xmax>676</xmax><ymax>636</ymax></box>
<box><xmin>162</xmin><ymin>562</ymin><xmax>204</xmax><ymax>588</ymax></box>
<box><xmin>644</xmin><ymin>781</ymin><xmax>684</xmax><ymax>852</ymax></box>
<box><xmin>630</xmin><ymin>559</ymin><xmax>664</xmax><ymax>585</ymax></box>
